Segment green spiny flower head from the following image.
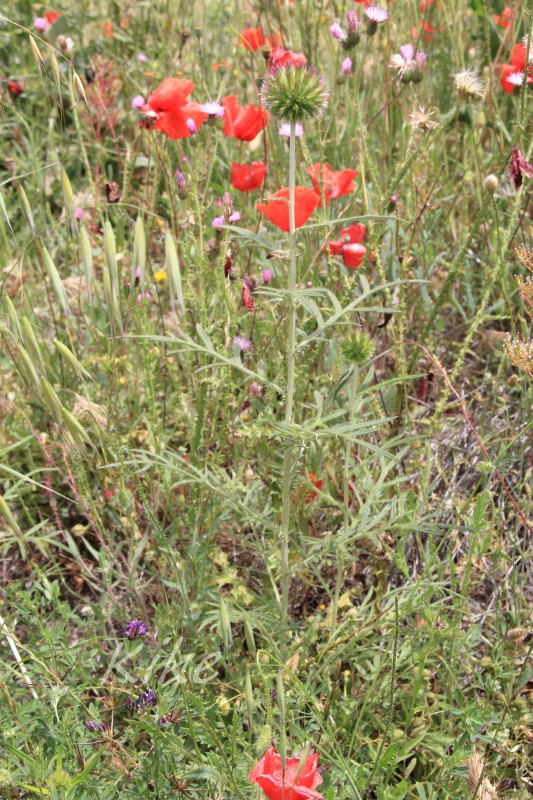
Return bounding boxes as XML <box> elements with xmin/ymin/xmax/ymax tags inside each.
<box><xmin>260</xmin><ymin>64</ymin><xmax>329</xmax><ymax>122</ymax></box>
<box><xmin>48</xmin><ymin>769</ymin><xmax>73</xmax><ymax>790</ymax></box>
<box><xmin>341</xmin><ymin>331</ymin><xmax>374</xmax><ymax>364</ymax></box>
<box><xmin>0</xmin><ymin>767</ymin><xmax>12</xmax><ymax>787</ymax></box>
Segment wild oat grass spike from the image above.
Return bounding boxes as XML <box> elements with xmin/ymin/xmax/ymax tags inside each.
<box><xmin>260</xmin><ymin>64</ymin><xmax>329</xmax><ymax>122</ymax></box>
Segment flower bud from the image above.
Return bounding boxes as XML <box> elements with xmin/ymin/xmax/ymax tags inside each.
<box><xmin>341</xmin><ymin>331</ymin><xmax>374</xmax><ymax>363</ymax></box>
<box><xmin>260</xmin><ymin>64</ymin><xmax>329</xmax><ymax>122</ymax></box>
<box><xmin>484</xmin><ymin>174</ymin><xmax>498</xmax><ymax>194</ymax></box>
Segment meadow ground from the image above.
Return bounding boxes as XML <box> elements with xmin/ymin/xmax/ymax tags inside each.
<box><xmin>0</xmin><ymin>0</ymin><xmax>532</xmax><ymax>798</ymax></box>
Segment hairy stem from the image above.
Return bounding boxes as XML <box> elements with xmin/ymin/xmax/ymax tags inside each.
<box><xmin>280</xmin><ymin>121</ymin><xmax>298</xmax><ymax>626</ymax></box>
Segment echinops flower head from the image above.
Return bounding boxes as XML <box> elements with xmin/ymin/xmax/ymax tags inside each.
<box><xmin>261</xmin><ymin>64</ymin><xmax>329</xmax><ymax>122</ymax></box>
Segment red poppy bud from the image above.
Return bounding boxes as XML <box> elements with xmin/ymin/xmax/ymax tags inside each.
<box><xmin>342</xmin><ymin>243</ymin><xmax>366</xmax><ymax>269</ymax></box>
<box><xmin>8</xmin><ymin>80</ymin><xmax>24</xmax><ymax>96</ymax></box>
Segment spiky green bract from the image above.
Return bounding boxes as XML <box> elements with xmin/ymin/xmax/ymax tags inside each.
<box><xmin>341</xmin><ymin>331</ymin><xmax>374</xmax><ymax>364</ymax></box>
<box><xmin>260</xmin><ymin>65</ymin><xmax>329</xmax><ymax>123</ymax></box>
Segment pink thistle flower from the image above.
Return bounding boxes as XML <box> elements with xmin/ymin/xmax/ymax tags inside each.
<box><xmin>233</xmin><ymin>336</ymin><xmax>252</xmax><ymax>352</ymax></box>
<box><xmin>279</xmin><ymin>122</ymin><xmax>304</xmax><ymax>136</ymax></box>
<box><xmin>330</xmin><ymin>21</ymin><xmax>346</xmax><ymax>42</ymax></box>
<box><xmin>390</xmin><ymin>44</ymin><xmax>427</xmax><ymax>82</ymax></box>
<box><xmin>200</xmin><ymin>100</ymin><xmax>225</xmax><ymax>118</ymax></box>
<box><xmin>212</xmin><ymin>215</ymin><xmax>225</xmax><ymax>228</ymax></box>
<box><xmin>186</xmin><ymin>117</ymin><xmax>197</xmax><ymax>134</ymax></box>
<box><xmin>131</xmin><ymin>94</ymin><xmax>145</xmax><ymax>109</ymax></box>
<box><xmin>137</xmin><ymin>53</ymin><xmax>148</xmax><ymax>62</ymax></box>
<box><xmin>74</xmin><ymin>207</ymin><xmax>84</xmax><ymax>220</ymax></box>
<box><xmin>262</xmin><ymin>268</ymin><xmax>272</xmax><ymax>283</ymax></box>
<box><xmin>34</xmin><ymin>17</ymin><xmax>47</xmax><ymax>32</ymax></box>
<box><xmin>341</xmin><ymin>57</ymin><xmax>353</xmax><ymax>75</ymax></box>
<box><xmin>365</xmin><ymin>4</ymin><xmax>389</xmax><ymax>34</ymax></box>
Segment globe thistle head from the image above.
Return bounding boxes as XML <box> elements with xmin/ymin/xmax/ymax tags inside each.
<box><xmin>48</xmin><ymin>770</ymin><xmax>73</xmax><ymax>791</ymax></box>
<box><xmin>341</xmin><ymin>331</ymin><xmax>374</xmax><ymax>364</ymax></box>
<box><xmin>261</xmin><ymin>64</ymin><xmax>329</xmax><ymax>123</ymax></box>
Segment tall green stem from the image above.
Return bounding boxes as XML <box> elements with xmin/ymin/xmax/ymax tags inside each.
<box><xmin>332</xmin><ymin>365</ymin><xmax>358</xmax><ymax>626</ymax></box>
<box><xmin>280</xmin><ymin>121</ymin><xmax>298</xmax><ymax>626</ymax></box>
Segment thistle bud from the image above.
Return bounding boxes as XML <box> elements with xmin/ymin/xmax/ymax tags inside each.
<box><xmin>484</xmin><ymin>174</ymin><xmax>499</xmax><ymax>194</ymax></box>
<box><xmin>341</xmin><ymin>331</ymin><xmax>374</xmax><ymax>364</ymax></box>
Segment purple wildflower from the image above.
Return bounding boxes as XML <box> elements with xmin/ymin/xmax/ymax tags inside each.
<box><xmin>137</xmin><ymin>53</ymin><xmax>148</xmax><ymax>62</ymax></box>
<box><xmin>228</xmin><ymin>211</ymin><xmax>241</xmax><ymax>223</ymax></box>
<box><xmin>137</xmin><ymin>291</ymin><xmax>152</xmax><ymax>306</ymax></box>
<box><xmin>329</xmin><ymin>21</ymin><xmax>346</xmax><ymax>42</ymax></box>
<box><xmin>279</xmin><ymin>123</ymin><xmax>304</xmax><ymax>137</ymax></box>
<box><xmin>131</xmin><ymin>94</ymin><xmax>145</xmax><ymax>109</ymax></box>
<box><xmin>186</xmin><ymin>117</ymin><xmax>197</xmax><ymax>134</ymax></box>
<box><xmin>136</xmin><ymin>689</ymin><xmax>157</xmax><ymax>708</ymax></box>
<box><xmin>123</xmin><ymin>619</ymin><xmax>148</xmax><ymax>640</ymax></box>
<box><xmin>365</xmin><ymin>4</ymin><xmax>389</xmax><ymax>34</ymax></box>
<box><xmin>390</xmin><ymin>44</ymin><xmax>427</xmax><ymax>83</ymax></box>
<box><xmin>233</xmin><ymin>336</ymin><xmax>252</xmax><ymax>352</ymax></box>
<box><xmin>262</xmin><ymin>268</ymin><xmax>272</xmax><ymax>284</ymax></box>
<box><xmin>200</xmin><ymin>101</ymin><xmax>224</xmax><ymax>117</ymax></box>
<box><xmin>212</xmin><ymin>215</ymin><xmax>225</xmax><ymax>229</ymax></box>
<box><xmin>34</xmin><ymin>17</ymin><xmax>47</xmax><ymax>32</ymax></box>
<box><xmin>74</xmin><ymin>207</ymin><xmax>84</xmax><ymax>220</ymax></box>
<box><xmin>341</xmin><ymin>57</ymin><xmax>353</xmax><ymax>76</ymax></box>
<box><xmin>345</xmin><ymin>10</ymin><xmax>360</xmax><ymax>32</ymax></box>
<box><xmin>175</xmin><ymin>170</ymin><xmax>188</xmax><ymax>198</ymax></box>
<box><xmin>85</xmin><ymin>720</ymin><xmax>106</xmax><ymax>732</ymax></box>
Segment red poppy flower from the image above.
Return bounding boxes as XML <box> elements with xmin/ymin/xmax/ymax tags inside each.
<box><xmin>329</xmin><ymin>223</ymin><xmax>366</xmax><ymax>255</ymax></box>
<box><xmin>266</xmin><ymin>32</ymin><xmax>283</xmax><ymax>48</ymax></box>
<box><xmin>140</xmin><ymin>78</ymin><xmax>207</xmax><ymax>140</ymax></box>
<box><xmin>222</xmin><ymin>95</ymin><xmax>269</xmax><ymax>141</ymax></box>
<box><xmin>45</xmin><ymin>10</ymin><xmax>60</xmax><ymax>24</ymax></box>
<box><xmin>307</xmin><ymin>163</ymin><xmax>358</xmax><ymax>206</ymax></box>
<box><xmin>305</xmin><ymin>472</ymin><xmax>324</xmax><ymax>504</ymax></box>
<box><xmin>8</xmin><ymin>80</ymin><xmax>24</xmax><ymax>96</ymax></box>
<box><xmin>256</xmin><ymin>187</ymin><xmax>320</xmax><ymax>232</ymax></box>
<box><xmin>493</xmin><ymin>6</ymin><xmax>513</xmax><ymax>27</ymax></box>
<box><xmin>249</xmin><ymin>746</ymin><xmax>323</xmax><ymax>800</ymax></box>
<box><xmin>268</xmin><ymin>47</ymin><xmax>307</xmax><ymax>71</ymax></box>
<box><xmin>510</xmin><ymin>43</ymin><xmax>529</xmax><ymax>71</ymax></box>
<box><xmin>231</xmin><ymin>161</ymin><xmax>267</xmax><ymax>192</ymax></box>
<box><xmin>239</xmin><ymin>27</ymin><xmax>265</xmax><ymax>51</ymax></box>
